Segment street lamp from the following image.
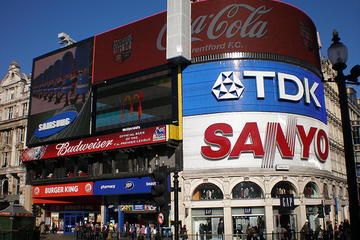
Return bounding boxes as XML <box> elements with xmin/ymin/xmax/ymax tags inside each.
<box><xmin>327</xmin><ymin>29</ymin><xmax>360</xmax><ymax>239</ymax></box>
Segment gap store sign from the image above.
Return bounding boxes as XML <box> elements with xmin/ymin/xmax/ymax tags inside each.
<box><xmin>182</xmin><ymin>60</ymin><xmax>329</xmax><ymax>171</ymax></box>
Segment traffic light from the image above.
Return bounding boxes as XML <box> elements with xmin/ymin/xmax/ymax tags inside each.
<box><xmin>150</xmin><ymin>166</ymin><xmax>170</xmax><ymax>226</ymax></box>
<box><xmin>317</xmin><ymin>205</ymin><xmax>324</xmax><ymax>218</ymax></box>
<box><xmin>32</xmin><ymin>204</ymin><xmax>40</xmax><ymax>217</ymax></box>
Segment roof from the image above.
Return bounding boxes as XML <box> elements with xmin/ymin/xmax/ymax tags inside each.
<box><xmin>0</xmin><ymin>204</ymin><xmax>32</xmax><ymax>217</ymax></box>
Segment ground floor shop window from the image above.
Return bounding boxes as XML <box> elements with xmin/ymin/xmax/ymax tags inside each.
<box><xmin>273</xmin><ymin>207</ymin><xmax>298</xmax><ymax>240</ymax></box>
<box><xmin>306</xmin><ymin>205</ymin><xmax>320</xmax><ymax>232</ymax></box>
<box><xmin>192</xmin><ymin>208</ymin><xmax>224</xmax><ymax>239</ymax></box>
<box><xmin>232</xmin><ymin>207</ymin><xmax>265</xmax><ymax>238</ymax></box>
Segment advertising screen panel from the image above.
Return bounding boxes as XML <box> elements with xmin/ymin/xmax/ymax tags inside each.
<box><xmin>95</xmin><ymin>68</ymin><xmax>176</xmax><ymax>133</ymax></box>
<box><xmin>93</xmin><ymin>177</ymin><xmax>155</xmax><ymax>195</ymax></box>
<box><xmin>93</xmin><ymin>0</ymin><xmax>320</xmax><ymax>83</ymax></box>
<box><xmin>182</xmin><ymin>60</ymin><xmax>326</xmax><ymax>123</ymax></box>
<box><xmin>27</xmin><ymin>39</ymin><xmax>93</xmax><ymax>146</ymax></box>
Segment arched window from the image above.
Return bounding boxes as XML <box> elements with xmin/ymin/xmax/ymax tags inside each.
<box><xmin>324</xmin><ymin>183</ymin><xmax>330</xmax><ymax>199</ymax></box>
<box><xmin>303</xmin><ymin>182</ymin><xmax>319</xmax><ymax>198</ymax></box>
<box><xmin>193</xmin><ymin>183</ymin><xmax>223</xmax><ymax>200</ymax></box>
<box><xmin>232</xmin><ymin>181</ymin><xmax>264</xmax><ymax>199</ymax></box>
<box><xmin>271</xmin><ymin>181</ymin><xmax>296</xmax><ymax>198</ymax></box>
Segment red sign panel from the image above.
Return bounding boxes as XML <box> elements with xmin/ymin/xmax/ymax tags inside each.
<box><xmin>93</xmin><ymin>0</ymin><xmax>320</xmax><ymax>83</ymax></box>
<box><xmin>22</xmin><ymin>125</ymin><xmax>167</xmax><ymax>161</ymax></box>
<box><xmin>33</xmin><ymin>182</ymin><xmax>93</xmax><ymax>198</ymax></box>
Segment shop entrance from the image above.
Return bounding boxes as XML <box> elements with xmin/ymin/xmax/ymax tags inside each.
<box><xmin>123</xmin><ymin>212</ymin><xmax>157</xmax><ymax>226</ymax></box>
<box><xmin>64</xmin><ymin>211</ymin><xmax>84</xmax><ymax>233</ymax></box>
<box><xmin>273</xmin><ymin>213</ymin><xmax>298</xmax><ymax>239</ymax></box>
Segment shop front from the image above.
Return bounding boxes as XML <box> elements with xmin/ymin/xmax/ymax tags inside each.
<box><xmin>33</xmin><ymin>181</ymin><xmax>101</xmax><ymax>233</ymax></box>
<box><xmin>94</xmin><ymin>177</ymin><xmax>160</xmax><ymax>229</ymax></box>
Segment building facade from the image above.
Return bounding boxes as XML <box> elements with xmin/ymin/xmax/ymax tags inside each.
<box><xmin>21</xmin><ymin>0</ymin><xmax>354</xmax><ymax>238</ymax></box>
<box><xmin>0</xmin><ymin>61</ymin><xmax>30</xmax><ymax>209</ymax></box>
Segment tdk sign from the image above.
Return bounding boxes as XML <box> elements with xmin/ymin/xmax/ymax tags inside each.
<box><xmin>182</xmin><ymin>60</ymin><xmax>326</xmax><ymax>124</ymax></box>
<box><xmin>35</xmin><ymin>111</ymin><xmax>77</xmax><ymax>138</ymax></box>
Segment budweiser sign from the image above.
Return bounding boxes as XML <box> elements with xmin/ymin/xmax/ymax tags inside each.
<box><xmin>22</xmin><ymin>126</ymin><xmax>167</xmax><ymax>161</ymax></box>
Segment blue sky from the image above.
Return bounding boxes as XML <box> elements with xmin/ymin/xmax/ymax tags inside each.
<box><xmin>1</xmin><ymin>0</ymin><xmax>359</xmax><ymax>89</ymax></box>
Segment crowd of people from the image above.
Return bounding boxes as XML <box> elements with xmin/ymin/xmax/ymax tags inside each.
<box><xmin>299</xmin><ymin>219</ymin><xmax>351</xmax><ymax>240</ymax></box>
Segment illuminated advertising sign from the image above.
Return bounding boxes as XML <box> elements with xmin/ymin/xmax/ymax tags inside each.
<box><xmin>33</xmin><ymin>182</ymin><xmax>93</xmax><ymax>198</ymax></box>
<box><xmin>93</xmin><ymin>177</ymin><xmax>155</xmax><ymax>195</ymax></box>
<box><xmin>182</xmin><ymin>60</ymin><xmax>326</xmax><ymax>123</ymax></box>
<box><xmin>182</xmin><ymin>60</ymin><xmax>329</xmax><ymax>171</ymax></box>
<box><xmin>93</xmin><ymin>0</ymin><xmax>320</xmax><ymax>83</ymax></box>
<box><xmin>27</xmin><ymin>39</ymin><xmax>93</xmax><ymax>146</ymax></box>
<box><xmin>183</xmin><ymin>112</ymin><xmax>330</xmax><ymax>171</ymax></box>
<box><xmin>95</xmin><ymin>69</ymin><xmax>176</xmax><ymax>133</ymax></box>
<box><xmin>22</xmin><ymin>125</ymin><xmax>167</xmax><ymax>161</ymax></box>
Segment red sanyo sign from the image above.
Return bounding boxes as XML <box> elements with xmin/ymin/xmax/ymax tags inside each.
<box><xmin>93</xmin><ymin>0</ymin><xmax>320</xmax><ymax>83</ymax></box>
<box><xmin>201</xmin><ymin>122</ymin><xmax>328</xmax><ymax>164</ymax></box>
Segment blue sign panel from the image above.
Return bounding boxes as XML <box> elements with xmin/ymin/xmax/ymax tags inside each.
<box><xmin>182</xmin><ymin>60</ymin><xmax>327</xmax><ymax>124</ymax></box>
<box><xmin>93</xmin><ymin>177</ymin><xmax>155</xmax><ymax>195</ymax></box>
<box><xmin>34</xmin><ymin>111</ymin><xmax>77</xmax><ymax>138</ymax></box>
<box><xmin>280</xmin><ymin>194</ymin><xmax>295</xmax><ymax>210</ymax></box>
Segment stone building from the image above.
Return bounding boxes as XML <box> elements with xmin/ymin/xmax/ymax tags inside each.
<box><xmin>0</xmin><ymin>61</ymin><xmax>30</xmax><ymax>209</ymax></box>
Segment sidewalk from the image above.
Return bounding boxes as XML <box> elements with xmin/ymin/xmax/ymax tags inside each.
<box><xmin>41</xmin><ymin>233</ymin><xmax>75</xmax><ymax>240</ymax></box>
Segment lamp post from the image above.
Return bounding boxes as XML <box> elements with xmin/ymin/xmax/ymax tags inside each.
<box><xmin>327</xmin><ymin>30</ymin><xmax>360</xmax><ymax>239</ymax></box>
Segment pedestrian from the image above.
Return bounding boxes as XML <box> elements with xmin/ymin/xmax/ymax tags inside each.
<box><xmin>300</xmin><ymin>220</ymin><xmax>312</xmax><ymax>240</ymax></box>
<box><xmin>180</xmin><ymin>224</ymin><xmax>188</xmax><ymax>240</ymax></box>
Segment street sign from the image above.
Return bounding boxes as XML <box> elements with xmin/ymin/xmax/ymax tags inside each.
<box><xmin>158</xmin><ymin>212</ymin><xmax>164</xmax><ymax>225</ymax></box>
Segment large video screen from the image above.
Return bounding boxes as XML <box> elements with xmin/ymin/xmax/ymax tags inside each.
<box><xmin>95</xmin><ymin>68</ymin><xmax>177</xmax><ymax>133</ymax></box>
<box><xmin>27</xmin><ymin>39</ymin><xmax>93</xmax><ymax>146</ymax></box>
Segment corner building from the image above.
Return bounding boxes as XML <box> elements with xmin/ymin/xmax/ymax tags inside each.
<box><xmin>22</xmin><ymin>0</ymin><xmax>349</xmax><ymax>237</ymax></box>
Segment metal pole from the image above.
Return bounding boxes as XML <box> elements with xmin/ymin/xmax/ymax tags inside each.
<box><xmin>336</xmin><ymin>69</ymin><xmax>360</xmax><ymax>239</ymax></box>
<box><xmin>174</xmin><ymin>171</ymin><xmax>180</xmax><ymax>240</ymax></box>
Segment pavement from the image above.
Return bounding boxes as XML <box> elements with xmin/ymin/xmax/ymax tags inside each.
<box><xmin>41</xmin><ymin>233</ymin><xmax>76</xmax><ymax>240</ymax></box>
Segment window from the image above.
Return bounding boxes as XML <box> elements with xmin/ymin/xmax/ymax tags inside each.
<box><xmin>2</xmin><ymin>152</ymin><xmax>8</xmax><ymax>167</ymax></box>
<box><xmin>303</xmin><ymin>182</ymin><xmax>319</xmax><ymax>198</ymax></box>
<box><xmin>18</xmin><ymin>128</ymin><xmax>24</xmax><ymax>142</ymax></box>
<box><xmin>7</xmin><ymin>106</ymin><xmax>13</xmax><ymax>119</ymax></box>
<box><xmin>193</xmin><ymin>183</ymin><xmax>223</xmax><ymax>200</ymax></box>
<box><xmin>4</xmin><ymin>131</ymin><xmax>11</xmax><ymax>144</ymax></box>
<box><xmin>271</xmin><ymin>181</ymin><xmax>297</xmax><ymax>198</ymax></box>
<box><xmin>9</xmin><ymin>88</ymin><xmax>15</xmax><ymax>100</ymax></box>
<box><xmin>22</xmin><ymin>103</ymin><xmax>28</xmax><ymax>116</ymax></box>
<box><xmin>232</xmin><ymin>181</ymin><xmax>264</xmax><ymax>199</ymax></box>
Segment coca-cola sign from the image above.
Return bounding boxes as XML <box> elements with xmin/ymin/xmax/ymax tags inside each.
<box><xmin>93</xmin><ymin>0</ymin><xmax>320</xmax><ymax>83</ymax></box>
<box><xmin>22</xmin><ymin>126</ymin><xmax>167</xmax><ymax>161</ymax></box>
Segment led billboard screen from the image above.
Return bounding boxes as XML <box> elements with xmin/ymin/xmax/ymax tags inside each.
<box><xmin>95</xmin><ymin>68</ymin><xmax>177</xmax><ymax>133</ymax></box>
<box><xmin>27</xmin><ymin>39</ymin><xmax>93</xmax><ymax>146</ymax></box>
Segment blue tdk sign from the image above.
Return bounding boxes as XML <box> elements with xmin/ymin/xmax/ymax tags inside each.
<box><xmin>35</xmin><ymin>111</ymin><xmax>77</xmax><ymax>138</ymax></box>
<box><xmin>182</xmin><ymin>60</ymin><xmax>327</xmax><ymax>124</ymax></box>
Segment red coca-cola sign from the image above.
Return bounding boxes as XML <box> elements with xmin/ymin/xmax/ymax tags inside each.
<box><xmin>22</xmin><ymin>125</ymin><xmax>167</xmax><ymax>161</ymax></box>
<box><xmin>93</xmin><ymin>0</ymin><xmax>320</xmax><ymax>83</ymax></box>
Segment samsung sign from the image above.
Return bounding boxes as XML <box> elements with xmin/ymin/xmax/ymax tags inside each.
<box><xmin>35</xmin><ymin>111</ymin><xmax>77</xmax><ymax>138</ymax></box>
<box><xmin>182</xmin><ymin>60</ymin><xmax>326</xmax><ymax>124</ymax></box>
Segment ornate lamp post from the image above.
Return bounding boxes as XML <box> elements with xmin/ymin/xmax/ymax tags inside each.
<box><xmin>327</xmin><ymin>30</ymin><xmax>360</xmax><ymax>239</ymax></box>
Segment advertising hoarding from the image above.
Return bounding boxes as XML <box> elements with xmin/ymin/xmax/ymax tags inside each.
<box><xmin>93</xmin><ymin>177</ymin><xmax>155</xmax><ymax>195</ymax></box>
<box><xmin>93</xmin><ymin>0</ymin><xmax>320</xmax><ymax>83</ymax></box>
<box><xmin>182</xmin><ymin>60</ymin><xmax>326</xmax><ymax>123</ymax></box>
<box><xmin>181</xmin><ymin>60</ymin><xmax>329</xmax><ymax>171</ymax></box>
<box><xmin>22</xmin><ymin>125</ymin><xmax>167</xmax><ymax>161</ymax></box>
<box><xmin>33</xmin><ymin>182</ymin><xmax>93</xmax><ymax>198</ymax></box>
<box><xmin>27</xmin><ymin>39</ymin><xmax>93</xmax><ymax>146</ymax></box>
<box><xmin>95</xmin><ymin>69</ymin><xmax>176</xmax><ymax>133</ymax></box>
<box><xmin>183</xmin><ymin>112</ymin><xmax>330</xmax><ymax>171</ymax></box>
